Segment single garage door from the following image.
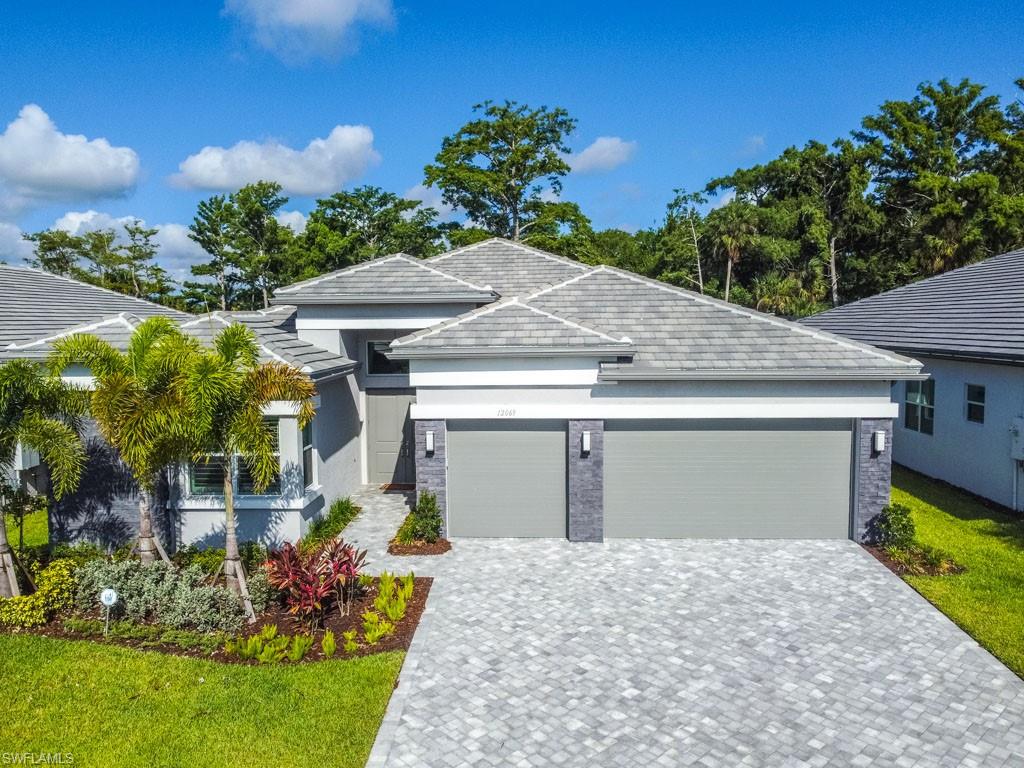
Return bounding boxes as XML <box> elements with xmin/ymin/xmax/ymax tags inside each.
<box><xmin>447</xmin><ymin>420</ymin><xmax>567</xmax><ymax>537</ymax></box>
<box><xmin>604</xmin><ymin>419</ymin><xmax>853</xmax><ymax>539</ymax></box>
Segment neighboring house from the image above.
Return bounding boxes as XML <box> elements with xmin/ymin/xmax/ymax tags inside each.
<box><xmin>4</xmin><ymin>240</ymin><xmax>925</xmax><ymax>547</ymax></box>
<box><xmin>273</xmin><ymin>238</ymin><xmax>923</xmax><ymax>542</ymax></box>
<box><xmin>803</xmin><ymin>249</ymin><xmax>1024</xmax><ymax>513</ymax></box>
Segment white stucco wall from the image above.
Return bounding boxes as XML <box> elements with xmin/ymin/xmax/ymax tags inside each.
<box><xmin>892</xmin><ymin>356</ymin><xmax>1024</xmax><ymax>510</ymax></box>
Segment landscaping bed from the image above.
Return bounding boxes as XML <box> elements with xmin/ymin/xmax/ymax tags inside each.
<box><xmin>864</xmin><ymin>544</ymin><xmax>964</xmax><ymax>577</ymax></box>
<box><xmin>388</xmin><ymin>539</ymin><xmax>451</xmax><ymax>556</ymax></box>
<box><xmin>388</xmin><ymin>490</ymin><xmax>450</xmax><ymax>556</ymax></box>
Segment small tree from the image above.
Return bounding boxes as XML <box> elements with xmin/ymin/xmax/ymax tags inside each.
<box><xmin>0</xmin><ymin>360</ymin><xmax>86</xmax><ymax>597</ymax></box>
<box><xmin>49</xmin><ymin>317</ymin><xmax>197</xmax><ymax>564</ymax></box>
<box><xmin>177</xmin><ymin>324</ymin><xmax>315</xmax><ymax>620</ymax></box>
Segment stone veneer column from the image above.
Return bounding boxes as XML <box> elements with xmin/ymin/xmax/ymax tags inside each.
<box><xmin>568</xmin><ymin>419</ymin><xmax>604</xmax><ymax>542</ymax></box>
<box><xmin>414</xmin><ymin>419</ymin><xmax>447</xmax><ymax>536</ymax></box>
<box><xmin>854</xmin><ymin>418</ymin><xmax>893</xmax><ymax>542</ymax></box>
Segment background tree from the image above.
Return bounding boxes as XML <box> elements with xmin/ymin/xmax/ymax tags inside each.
<box><xmin>705</xmin><ymin>201</ymin><xmax>758</xmax><ymax>302</ymax></box>
<box><xmin>121</xmin><ymin>219</ymin><xmax>160</xmax><ymax>298</ymax></box>
<box><xmin>177</xmin><ymin>324</ymin><xmax>314</xmax><ymax>618</ymax></box>
<box><xmin>424</xmin><ymin>100</ymin><xmax>577</xmax><ymax>239</ymax></box>
<box><xmin>23</xmin><ymin>229</ymin><xmax>84</xmax><ymax>277</ymax></box>
<box><xmin>0</xmin><ymin>360</ymin><xmax>85</xmax><ymax>597</ymax></box>
<box><xmin>229</xmin><ymin>182</ymin><xmax>291</xmax><ymax>309</ymax></box>
<box><xmin>187</xmin><ymin>195</ymin><xmax>239</xmax><ymax>311</ymax></box>
<box><xmin>49</xmin><ymin>318</ymin><xmax>196</xmax><ymax>565</ymax></box>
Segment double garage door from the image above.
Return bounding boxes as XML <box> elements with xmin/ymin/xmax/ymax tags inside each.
<box><xmin>446</xmin><ymin>419</ymin><xmax>853</xmax><ymax>539</ymax></box>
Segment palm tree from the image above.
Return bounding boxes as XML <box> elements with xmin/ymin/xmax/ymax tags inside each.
<box><xmin>49</xmin><ymin>317</ymin><xmax>197</xmax><ymax>565</ymax></box>
<box><xmin>0</xmin><ymin>360</ymin><xmax>86</xmax><ymax>597</ymax></box>
<box><xmin>176</xmin><ymin>323</ymin><xmax>314</xmax><ymax>620</ymax></box>
<box><xmin>708</xmin><ymin>202</ymin><xmax>758</xmax><ymax>303</ymax></box>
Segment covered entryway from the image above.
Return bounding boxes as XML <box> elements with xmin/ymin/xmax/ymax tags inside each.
<box><xmin>604</xmin><ymin>418</ymin><xmax>853</xmax><ymax>538</ymax></box>
<box><xmin>367</xmin><ymin>390</ymin><xmax>416</xmax><ymax>485</ymax></box>
<box><xmin>446</xmin><ymin>420</ymin><xmax>567</xmax><ymax>537</ymax></box>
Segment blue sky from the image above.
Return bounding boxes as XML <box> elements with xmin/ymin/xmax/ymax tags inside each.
<box><xmin>1</xmin><ymin>0</ymin><xmax>1021</xmax><ymax>277</ymax></box>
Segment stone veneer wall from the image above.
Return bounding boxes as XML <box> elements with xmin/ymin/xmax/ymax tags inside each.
<box><xmin>568</xmin><ymin>419</ymin><xmax>604</xmax><ymax>542</ymax></box>
<box><xmin>854</xmin><ymin>418</ymin><xmax>893</xmax><ymax>542</ymax></box>
<box><xmin>414</xmin><ymin>419</ymin><xmax>448</xmax><ymax>536</ymax></box>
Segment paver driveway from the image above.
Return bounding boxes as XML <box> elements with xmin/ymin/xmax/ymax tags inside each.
<box><xmin>350</xmin><ymin>490</ymin><xmax>1024</xmax><ymax>768</ymax></box>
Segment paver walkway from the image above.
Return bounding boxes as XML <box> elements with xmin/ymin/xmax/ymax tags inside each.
<box><xmin>345</xmin><ymin>489</ymin><xmax>1024</xmax><ymax>768</ymax></box>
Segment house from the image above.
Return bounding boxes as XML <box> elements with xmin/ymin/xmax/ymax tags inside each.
<box><xmin>802</xmin><ymin>248</ymin><xmax>1024</xmax><ymax>512</ymax></box>
<box><xmin>1</xmin><ymin>265</ymin><xmax>356</xmax><ymax>547</ymax></box>
<box><xmin>4</xmin><ymin>239</ymin><xmax>924</xmax><ymax>547</ymax></box>
<box><xmin>273</xmin><ymin>238</ymin><xmax>923</xmax><ymax>541</ymax></box>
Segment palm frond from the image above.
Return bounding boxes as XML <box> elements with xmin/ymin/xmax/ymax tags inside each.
<box><xmin>17</xmin><ymin>412</ymin><xmax>85</xmax><ymax>499</ymax></box>
<box><xmin>214</xmin><ymin>324</ymin><xmax>260</xmax><ymax>368</ymax></box>
<box><xmin>242</xmin><ymin>363</ymin><xmax>317</xmax><ymax>426</ymax></box>
<box><xmin>49</xmin><ymin>334</ymin><xmax>126</xmax><ymax>379</ymax></box>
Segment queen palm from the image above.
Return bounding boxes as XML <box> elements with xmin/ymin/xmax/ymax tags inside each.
<box><xmin>708</xmin><ymin>201</ymin><xmax>758</xmax><ymax>303</ymax></box>
<box><xmin>50</xmin><ymin>317</ymin><xmax>197</xmax><ymax>564</ymax></box>
<box><xmin>0</xmin><ymin>360</ymin><xmax>86</xmax><ymax>597</ymax></box>
<box><xmin>177</xmin><ymin>323</ymin><xmax>314</xmax><ymax>620</ymax></box>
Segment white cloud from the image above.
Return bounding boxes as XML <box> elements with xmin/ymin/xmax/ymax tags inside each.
<box><xmin>0</xmin><ymin>222</ymin><xmax>33</xmax><ymax>264</ymax></box>
<box><xmin>276</xmin><ymin>209</ymin><xmax>307</xmax><ymax>232</ymax></box>
<box><xmin>224</xmin><ymin>0</ymin><xmax>394</xmax><ymax>62</ymax></box>
<box><xmin>173</xmin><ymin>125</ymin><xmax>380</xmax><ymax>195</ymax></box>
<box><xmin>403</xmin><ymin>183</ymin><xmax>459</xmax><ymax>222</ymax></box>
<box><xmin>569</xmin><ymin>136</ymin><xmax>637</xmax><ymax>174</ymax></box>
<box><xmin>711</xmin><ymin>190</ymin><xmax>736</xmax><ymax>210</ymax></box>
<box><xmin>0</xmin><ymin>104</ymin><xmax>139</xmax><ymax>216</ymax></box>
<box><xmin>54</xmin><ymin>209</ymin><xmax>135</xmax><ymax>235</ymax></box>
<box><xmin>737</xmin><ymin>135</ymin><xmax>766</xmax><ymax>158</ymax></box>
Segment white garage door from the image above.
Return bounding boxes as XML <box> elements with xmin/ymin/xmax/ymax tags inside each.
<box><xmin>604</xmin><ymin>419</ymin><xmax>853</xmax><ymax>538</ymax></box>
<box><xmin>446</xmin><ymin>420</ymin><xmax>567</xmax><ymax>537</ymax></box>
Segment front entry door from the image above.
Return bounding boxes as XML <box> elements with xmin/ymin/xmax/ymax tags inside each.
<box><xmin>367</xmin><ymin>390</ymin><xmax>416</xmax><ymax>485</ymax></box>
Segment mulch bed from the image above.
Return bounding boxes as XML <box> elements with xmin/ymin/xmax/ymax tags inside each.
<box><xmin>864</xmin><ymin>545</ymin><xmax>964</xmax><ymax>577</ymax></box>
<box><xmin>17</xmin><ymin>576</ymin><xmax>432</xmax><ymax>665</ymax></box>
<box><xmin>387</xmin><ymin>538</ymin><xmax>452</xmax><ymax>556</ymax></box>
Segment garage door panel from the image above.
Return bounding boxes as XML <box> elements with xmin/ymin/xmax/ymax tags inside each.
<box><xmin>447</xmin><ymin>420</ymin><xmax>567</xmax><ymax>537</ymax></box>
<box><xmin>604</xmin><ymin>419</ymin><xmax>852</xmax><ymax>539</ymax></box>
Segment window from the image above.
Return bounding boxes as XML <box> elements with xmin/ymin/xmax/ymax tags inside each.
<box><xmin>302</xmin><ymin>421</ymin><xmax>315</xmax><ymax>489</ymax></box>
<box><xmin>367</xmin><ymin>341</ymin><xmax>408</xmax><ymax>376</ymax></box>
<box><xmin>905</xmin><ymin>380</ymin><xmax>935</xmax><ymax>435</ymax></box>
<box><xmin>189</xmin><ymin>419</ymin><xmax>281</xmax><ymax>496</ymax></box>
<box><xmin>966</xmin><ymin>384</ymin><xmax>985</xmax><ymax>424</ymax></box>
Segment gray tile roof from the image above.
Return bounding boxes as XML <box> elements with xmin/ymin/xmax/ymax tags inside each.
<box><xmin>802</xmin><ymin>249</ymin><xmax>1024</xmax><ymax>365</ymax></box>
<box><xmin>0</xmin><ymin>264</ymin><xmax>186</xmax><ymax>351</ymax></box>
<box><xmin>428</xmin><ymin>238</ymin><xmax>591</xmax><ymax>296</ymax></box>
<box><xmin>391</xmin><ymin>298</ymin><xmax>634</xmax><ymax>357</ymax></box>
<box><xmin>271</xmin><ymin>254</ymin><xmax>497</xmax><ymax>305</ymax></box>
<box><xmin>525</xmin><ymin>267</ymin><xmax>921</xmax><ymax>379</ymax></box>
<box><xmin>4</xmin><ymin>307</ymin><xmax>357</xmax><ymax>381</ymax></box>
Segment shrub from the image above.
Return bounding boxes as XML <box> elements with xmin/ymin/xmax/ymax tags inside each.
<box><xmin>0</xmin><ymin>558</ymin><xmax>77</xmax><ymax>628</ymax></box>
<box><xmin>394</xmin><ymin>492</ymin><xmax>442</xmax><ymax>544</ymax></box>
<box><xmin>247</xmin><ymin>566</ymin><xmax>275</xmax><ymax>615</ymax></box>
<box><xmin>74</xmin><ymin>560</ymin><xmax>244</xmax><ymax>633</ymax></box>
<box><xmin>373</xmin><ymin>571</ymin><xmax>412</xmax><ymax>623</ymax></box>
<box><xmin>342</xmin><ymin>630</ymin><xmax>359</xmax><ymax>654</ymax></box>
<box><xmin>361</xmin><ymin>611</ymin><xmax>394</xmax><ymax>645</ymax></box>
<box><xmin>870</xmin><ymin>503</ymin><xmax>916</xmax><ymax>549</ymax></box>
<box><xmin>287</xmin><ymin>634</ymin><xmax>314</xmax><ymax>662</ymax></box>
<box><xmin>19</xmin><ymin>542</ymin><xmax>105</xmax><ymax>578</ymax></box>
<box><xmin>172</xmin><ymin>542</ymin><xmax>268</xmax><ymax>576</ymax></box>
<box><xmin>304</xmin><ymin>498</ymin><xmax>360</xmax><ymax>547</ymax></box>
<box><xmin>321</xmin><ymin>629</ymin><xmax>337</xmax><ymax>657</ymax></box>
<box><xmin>265</xmin><ymin>539</ymin><xmax>367</xmax><ymax>631</ymax></box>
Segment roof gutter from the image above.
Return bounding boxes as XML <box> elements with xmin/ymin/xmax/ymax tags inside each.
<box><xmin>597</xmin><ymin>367</ymin><xmax>927</xmax><ymax>382</ymax></box>
<box><xmin>387</xmin><ymin>345</ymin><xmax>635</xmax><ymax>360</ymax></box>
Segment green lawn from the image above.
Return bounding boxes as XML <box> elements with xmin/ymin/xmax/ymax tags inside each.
<box><xmin>5</xmin><ymin>508</ymin><xmax>48</xmax><ymax>548</ymax></box>
<box><xmin>892</xmin><ymin>465</ymin><xmax>1024</xmax><ymax>677</ymax></box>
<box><xmin>0</xmin><ymin>634</ymin><xmax>403</xmax><ymax>767</ymax></box>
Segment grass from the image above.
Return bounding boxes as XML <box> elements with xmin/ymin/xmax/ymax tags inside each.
<box><xmin>5</xmin><ymin>507</ymin><xmax>48</xmax><ymax>548</ymax></box>
<box><xmin>0</xmin><ymin>633</ymin><xmax>403</xmax><ymax>767</ymax></box>
<box><xmin>892</xmin><ymin>465</ymin><xmax>1024</xmax><ymax>677</ymax></box>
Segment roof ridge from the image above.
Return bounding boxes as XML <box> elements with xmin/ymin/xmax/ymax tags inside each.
<box><xmin>274</xmin><ymin>254</ymin><xmax>407</xmax><ymax>294</ymax></box>
<box><xmin>429</xmin><ymin>237</ymin><xmax>591</xmax><ymax>271</ymax></box>
<box><xmin>515</xmin><ymin>300</ymin><xmax>631</xmax><ymax>343</ymax></box>
<box><xmin>570</xmin><ymin>265</ymin><xmax>920</xmax><ymax>369</ymax></box>
<box><xmin>7</xmin><ymin>312</ymin><xmax>142</xmax><ymax>351</ymax></box>
<box><xmin>390</xmin><ymin>297</ymin><xmax>521</xmax><ymax>347</ymax></box>
<box><xmin>400</xmin><ymin>255</ymin><xmax>495</xmax><ymax>293</ymax></box>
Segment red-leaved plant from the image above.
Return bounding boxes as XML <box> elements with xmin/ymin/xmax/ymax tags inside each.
<box><xmin>265</xmin><ymin>539</ymin><xmax>368</xmax><ymax>631</ymax></box>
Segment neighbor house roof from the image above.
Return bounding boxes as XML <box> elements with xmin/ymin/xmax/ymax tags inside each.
<box><xmin>802</xmin><ymin>249</ymin><xmax>1024</xmax><ymax>365</ymax></box>
<box><xmin>3</xmin><ymin>305</ymin><xmax>357</xmax><ymax>382</ymax></box>
<box><xmin>428</xmin><ymin>238</ymin><xmax>591</xmax><ymax>296</ymax></box>
<box><xmin>271</xmin><ymin>254</ymin><xmax>498</xmax><ymax>305</ymax></box>
<box><xmin>0</xmin><ymin>264</ymin><xmax>186</xmax><ymax>351</ymax></box>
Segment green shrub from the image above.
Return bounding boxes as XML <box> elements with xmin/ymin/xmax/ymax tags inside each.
<box><xmin>342</xmin><ymin>630</ymin><xmax>359</xmax><ymax>654</ymax></box>
<box><xmin>321</xmin><ymin>629</ymin><xmax>337</xmax><ymax>657</ymax></box>
<box><xmin>64</xmin><ymin>617</ymin><xmax>104</xmax><ymax>634</ymax></box>
<box><xmin>287</xmin><ymin>634</ymin><xmax>314</xmax><ymax>662</ymax></box>
<box><xmin>394</xmin><ymin>492</ymin><xmax>442</xmax><ymax>544</ymax></box>
<box><xmin>0</xmin><ymin>558</ymin><xmax>77</xmax><ymax>628</ymax></box>
<box><xmin>871</xmin><ymin>502</ymin><xmax>916</xmax><ymax>549</ymax></box>
<box><xmin>172</xmin><ymin>542</ymin><xmax>268</xmax><ymax>576</ymax></box>
<box><xmin>246</xmin><ymin>566</ymin><xmax>275</xmax><ymax>615</ymax></box>
<box><xmin>75</xmin><ymin>560</ymin><xmax>244</xmax><ymax>633</ymax></box>
<box><xmin>304</xmin><ymin>498</ymin><xmax>360</xmax><ymax>546</ymax></box>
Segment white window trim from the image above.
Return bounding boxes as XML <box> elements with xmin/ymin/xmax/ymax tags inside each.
<box><xmin>965</xmin><ymin>383</ymin><xmax>985</xmax><ymax>424</ymax></box>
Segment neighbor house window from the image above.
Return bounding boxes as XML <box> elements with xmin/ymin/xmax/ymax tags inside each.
<box><xmin>367</xmin><ymin>341</ymin><xmax>408</xmax><ymax>375</ymax></box>
<box><xmin>905</xmin><ymin>380</ymin><xmax>935</xmax><ymax>435</ymax></box>
<box><xmin>966</xmin><ymin>384</ymin><xmax>985</xmax><ymax>424</ymax></box>
<box><xmin>302</xmin><ymin>421</ymin><xmax>315</xmax><ymax>489</ymax></box>
<box><xmin>190</xmin><ymin>419</ymin><xmax>281</xmax><ymax>495</ymax></box>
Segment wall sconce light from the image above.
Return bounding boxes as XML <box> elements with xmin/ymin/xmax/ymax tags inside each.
<box><xmin>581</xmin><ymin>430</ymin><xmax>591</xmax><ymax>456</ymax></box>
<box><xmin>872</xmin><ymin>430</ymin><xmax>886</xmax><ymax>454</ymax></box>
<box><xmin>425</xmin><ymin>430</ymin><xmax>435</xmax><ymax>456</ymax></box>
